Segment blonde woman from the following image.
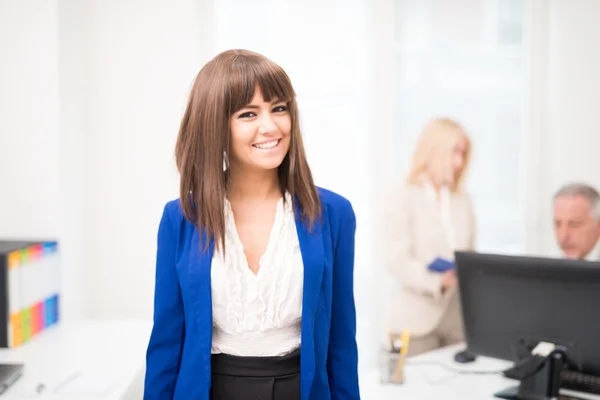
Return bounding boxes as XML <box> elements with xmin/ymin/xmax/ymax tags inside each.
<box><xmin>382</xmin><ymin>118</ymin><xmax>476</xmax><ymax>356</ymax></box>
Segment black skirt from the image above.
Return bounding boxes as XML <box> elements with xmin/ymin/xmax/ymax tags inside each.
<box><xmin>210</xmin><ymin>349</ymin><xmax>301</xmax><ymax>400</ymax></box>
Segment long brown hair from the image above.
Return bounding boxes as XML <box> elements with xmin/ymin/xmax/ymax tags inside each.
<box><xmin>175</xmin><ymin>49</ymin><xmax>320</xmax><ymax>252</ymax></box>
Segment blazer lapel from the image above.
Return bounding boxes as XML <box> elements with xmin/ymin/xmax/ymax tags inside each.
<box><xmin>188</xmin><ymin>229</ymin><xmax>214</xmax><ymax>387</ymax></box>
<box><xmin>420</xmin><ymin>184</ymin><xmax>453</xmax><ymax>254</ymax></box>
<box><xmin>295</xmin><ymin>210</ymin><xmax>324</xmax><ymax>400</ymax></box>
<box><xmin>449</xmin><ymin>193</ymin><xmax>471</xmax><ymax>251</ymax></box>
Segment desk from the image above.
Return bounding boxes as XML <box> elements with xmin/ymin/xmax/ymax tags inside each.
<box><xmin>0</xmin><ymin>319</ymin><xmax>152</xmax><ymax>400</ymax></box>
<box><xmin>360</xmin><ymin>344</ymin><xmax>600</xmax><ymax>399</ymax></box>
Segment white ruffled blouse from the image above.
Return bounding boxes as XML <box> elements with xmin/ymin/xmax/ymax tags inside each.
<box><xmin>210</xmin><ymin>193</ymin><xmax>304</xmax><ymax>356</ymax></box>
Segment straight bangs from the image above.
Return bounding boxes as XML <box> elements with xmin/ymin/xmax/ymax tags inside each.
<box><xmin>225</xmin><ymin>56</ymin><xmax>296</xmax><ymax>115</ymax></box>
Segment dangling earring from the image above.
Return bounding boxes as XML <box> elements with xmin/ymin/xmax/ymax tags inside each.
<box><xmin>223</xmin><ymin>151</ymin><xmax>228</xmax><ymax>172</ymax></box>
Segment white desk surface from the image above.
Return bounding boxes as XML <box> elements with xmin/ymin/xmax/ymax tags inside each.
<box><xmin>360</xmin><ymin>343</ymin><xmax>600</xmax><ymax>400</ymax></box>
<box><xmin>0</xmin><ymin>319</ymin><xmax>152</xmax><ymax>400</ymax></box>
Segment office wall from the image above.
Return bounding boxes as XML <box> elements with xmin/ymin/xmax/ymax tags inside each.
<box><xmin>81</xmin><ymin>0</ymin><xmax>211</xmax><ymax>318</ymax></box>
<box><xmin>522</xmin><ymin>0</ymin><xmax>600</xmax><ymax>256</ymax></box>
<box><xmin>0</xmin><ymin>0</ymin><xmax>96</xmax><ymax>320</ymax></box>
<box><xmin>0</xmin><ymin>1</ymin><xmax>84</xmax><ymax>319</ymax></box>
<box><xmin>57</xmin><ymin>0</ymin><xmax>94</xmax><ymax>321</ymax></box>
<box><xmin>0</xmin><ymin>1</ymin><xmax>61</xmax><ymax>240</ymax></box>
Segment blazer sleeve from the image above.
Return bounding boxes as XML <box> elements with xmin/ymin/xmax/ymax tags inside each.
<box><xmin>144</xmin><ymin>204</ymin><xmax>185</xmax><ymax>399</ymax></box>
<box><xmin>327</xmin><ymin>201</ymin><xmax>360</xmax><ymax>400</ymax></box>
<box><xmin>381</xmin><ymin>187</ymin><xmax>444</xmax><ymax>299</ymax></box>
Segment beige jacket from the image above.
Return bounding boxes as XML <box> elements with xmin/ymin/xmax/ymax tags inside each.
<box><xmin>382</xmin><ymin>182</ymin><xmax>476</xmax><ymax>337</ymax></box>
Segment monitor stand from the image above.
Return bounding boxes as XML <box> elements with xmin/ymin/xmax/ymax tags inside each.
<box><xmin>495</xmin><ymin>349</ymin><xmax>566</xmax><ymax>400</ymax></box>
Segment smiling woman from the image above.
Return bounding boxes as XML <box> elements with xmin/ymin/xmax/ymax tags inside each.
<box><xmin>144</xmin><ymin>49</ymin><xmax>361</xmax><ymax>400</ymax></box>
<box><xmin>174</xmin><ymin>50</ymin><xmax>319</xmax><ymax>255</ymax></box>
<box><xmin>228</xmin><ymin>89</ymin><xmax>291</xmax><ymax>174</ymax></box>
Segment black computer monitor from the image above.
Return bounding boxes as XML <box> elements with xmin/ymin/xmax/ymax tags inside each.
<box><xmin>455</xmin><ymin>251</ymin><xmax>600</xmax><ymax>399</ymax></box>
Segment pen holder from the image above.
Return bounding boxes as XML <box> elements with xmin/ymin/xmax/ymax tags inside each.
<box><xmin>379</xmin><ymin>348</ymin><xmax>406</xmax><ymax>384</ymax></box>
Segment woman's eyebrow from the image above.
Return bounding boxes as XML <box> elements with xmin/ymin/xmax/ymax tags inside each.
<box><xmin>242</xmin><ymin>98</ymin><xmax>284</xmax><ymax>109</ymax></box>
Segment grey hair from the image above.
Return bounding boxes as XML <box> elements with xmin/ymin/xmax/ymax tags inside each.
<box><xmin>554</xmin><ymin>182</ymin><xmax>600</xmax><ymax>219</ymax></box>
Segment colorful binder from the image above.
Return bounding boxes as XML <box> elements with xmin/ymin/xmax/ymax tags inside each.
<box><xmin>0</xmin><ymin>241</ymin><xmax>60</xmax><ymax>347</ymax></box>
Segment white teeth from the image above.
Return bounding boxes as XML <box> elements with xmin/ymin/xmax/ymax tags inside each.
<box><xmin>253</xmin><ymin>140</ymin><xmax>279</xmax><ymax>149</ymax></box>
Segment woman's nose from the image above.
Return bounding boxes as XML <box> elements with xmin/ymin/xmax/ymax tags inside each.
<box><xmin>257</xmin><ymin>113</ymin><xmax>277</xmax><ymax>134</ymax></box>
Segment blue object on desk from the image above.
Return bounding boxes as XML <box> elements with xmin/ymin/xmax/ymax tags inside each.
<box><xmin>427</xmin><ymin>257</ymin><xmax>454</xmax><ymax>273</ymax></box>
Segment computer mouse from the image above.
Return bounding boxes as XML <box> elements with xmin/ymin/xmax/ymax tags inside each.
<box><xmin>454</xmin><ymin>350</ymin><xmax>477</xmax><ymax>364</ymax></box>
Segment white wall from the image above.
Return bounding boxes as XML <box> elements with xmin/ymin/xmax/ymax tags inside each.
<box><xmin>0</xmin><ymin>0</ymin><xmax>95</xmax><ymax>321</ymax></box>
<box><xmin>369</xmin><ymin>0</ymin><xmax>397</xmax><ymax>355</ymax></box>
<box><xmin>57</xmin><ymin>0</ymin><xmax>94</xmax><ymax>320</ymax></box>
<box><xmin>0</xmin><ymin>0</ymin><xmax>84</xmax><ymax>319</ymax></box>
<box><xmin>523</xmin><ymin>0</ymin><xmax>600</xmax><ymax>256</ymax></box>
<box><xmin>83</xmin><ymin>0</ymin><xmax>212</xmax><ymax>318</ymax></box>
<box><xmin>0</xmin><ymin>1</ymin><xmax>61</xmax><ymax>240</ymax></box>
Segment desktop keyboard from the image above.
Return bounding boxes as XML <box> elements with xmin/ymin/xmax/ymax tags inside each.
<box><xmin>561</xmin><ymin>370</ymin><xmax>600</xmax><ymax>395</ymax></box>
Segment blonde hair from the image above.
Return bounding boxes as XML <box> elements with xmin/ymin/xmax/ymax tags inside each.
<box><xmin>406</xmin><ymin>118</ymin><xmax>471</xmax><ymax>192</ymax></box>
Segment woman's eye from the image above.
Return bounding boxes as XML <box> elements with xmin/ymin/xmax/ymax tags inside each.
<box><xmin>238</xmin><ymin>111</ymin><xmax>256</xmax><ymax>119</ymax></box>
<box><xmin>272</xmin><ymin>105</ymin><xmax>288</xmax><ymax>113</ymax></box>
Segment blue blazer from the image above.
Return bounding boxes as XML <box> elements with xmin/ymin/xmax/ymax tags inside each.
<box><xmin>144</xmin><ymin>188</ymin><xmax>360</xmax><ymax>400</ymax></box>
